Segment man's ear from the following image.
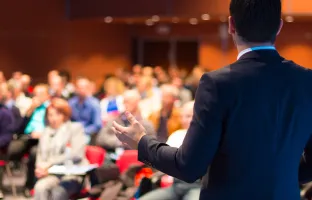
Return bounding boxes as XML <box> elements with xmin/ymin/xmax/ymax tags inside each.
<box><xmin>228</xmin><ymin>16</ymin><xmax>236</xmax><ymax>34</ymax></box>
<box><xmin>276</xmin><ymin>19</ymin><xmax>283</xmax><ymax>35</ymax></box>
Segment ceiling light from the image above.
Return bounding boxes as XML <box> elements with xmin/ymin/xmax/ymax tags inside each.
<box><xmin>285</xmin><ymin>16</ymin><xmax>294</xmax><ymax>22</ymax></box>
<box><xmin>152</xmin><ymin>15</ymin><xmax>160</xmax><ymax>22</ymax></box>
<box><xmin>172</xmin><ymin>17</ymin><xmax>179</xmax><ymax>23</ymax></box>
<box><xmin>201</xmin><ymin>14</ymin><xmax>211</xmax><ymax>21</ymax></box>
<box><xmin>104</xmin><ymin>16</ymin><xmax>113</xmax><ymax>23</ymax></box>
<box><xmin>189</xmin><ymin>18</ymin><xmax>198</xmax><ymax>25</ymax></box>
<box><xmin>145</xmin><ymin>19</ymin><xmax>154</xmax><ymax>26</ymax></box>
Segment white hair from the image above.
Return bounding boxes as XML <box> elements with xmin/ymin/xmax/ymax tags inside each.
<box><xmin>123</xmin><ymin>89</ymin><xmax>141</xmax><ymax>101</ymax></box>
<box><xmin>160</xmin><ymin>84</ymin><xmax>179</xmax><ymax>98</ymax></box>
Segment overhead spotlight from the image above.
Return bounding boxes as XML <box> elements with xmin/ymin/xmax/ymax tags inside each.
<box><xmin>104</xmin><ymin>16</ymin><xmax>113</xmax><ymax>23</ymax></box>
<box><xmin>285</xmin><ymin>16</ymin><xmax>294</xmax><ymax>22</ymax></box>
<box><xmin>145</xmin><ymin>19</ymin><xmax>154</xmax><ymax>26</ymax></box>
<box><xmin>172</xmin><ymin>17</ymin><xmax>179</xmax><ymax>23</ymax></box>
<box><xmin>189</xmin><ymin>18</ymin><xmax>198</xmax><ymax>25</ymax></box>
<box><xmin>201</xmin><ymin>14</ymin><xmax>211</xmax><ymax>21</ymax></box>
<box><xmin>152</xmin><ymin>15</ymin><xmax>160</xmax><ymax>22</ymax></box>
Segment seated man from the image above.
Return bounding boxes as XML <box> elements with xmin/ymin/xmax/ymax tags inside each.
<box><xmin>9</xmin><ymin>84</ymin><xmax>50</xmax><ymax>197</ymax></box>
<box><xmin>140</xmin><ymin>101</ymin><xmax>201</xmax><ymax>200</ymax></box>
<box><xmin>0</xmin><ymin>83</ymin><xmax>24</xmax><ymax>135</ymax></box>
<box><xmin>0</xmin><ymin>84</ymin><xmax>14</xmax><ymax>199</ymax></box>
<box><xmin>69</xmin><ymin>77</ymin><xmax>102</xmax><ymax>144</ymax></box>
<box><xmin>148</xmin><ymin>84</ymin><xmax>182</xmax><ymax>142</ymax></box>
<box><xmin>96</xmin><ymin>89</ymin><xmax>155</xmax><ymax>152</ymax></box>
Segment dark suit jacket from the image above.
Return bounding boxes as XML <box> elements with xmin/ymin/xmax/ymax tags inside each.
<box><xmin>0</xmin><ymin>104</ymin><xmax>13</xmax><ymax>148</ymax></box>
<box><xmin>138</xmin><ymin>50</ymin><xmax>312</xmax><ymax>200</ymax></box>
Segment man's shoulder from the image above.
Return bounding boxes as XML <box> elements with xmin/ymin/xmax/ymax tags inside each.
<box><xmin>68</xmin><ymin>96</ymin><xmax>78</xmax><ymax>104</ymax></box>
<box><xmin>0</xmin><ymin>105</ymin><xmax>13</xmax><ymax>120</ymax></box>
<box><xmin>87</xmin><ymin>96</ymin><xmax>100</xmax><ymax>106</ymax></box>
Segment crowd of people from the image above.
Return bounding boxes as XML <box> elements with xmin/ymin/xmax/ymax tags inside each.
<box><xmin>0</xmin><ymin>65</ymin><xmax>207</xmax><ymax>199</ymax></box>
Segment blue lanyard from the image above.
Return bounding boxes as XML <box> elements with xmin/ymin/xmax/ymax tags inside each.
<box><xmin>237</xmin><ymin>46</ymin><xmax>276</xmax><ymax>60</ymax></box>
<box><xmin>250</xmin><ymin>46</ymin><xmax>275</xmax><ymax>51</ymax></box>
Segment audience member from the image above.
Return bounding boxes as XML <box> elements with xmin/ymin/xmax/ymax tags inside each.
<box><xmin>140</xmin><ymin>101</ymin><xmax>200</xmax><ymax>200</ymax></box>
<box><xmin>21</xmin><ymin>74</ymin><xmax>33</xmax><ymax>97</ymax></box>
<box><xmin>59</xmin><ymin>69</ymin><xmax>75</xmax><ymax>96</ymax></box>
<box><xmin>9</xmin><ymin>81</ymin><xmax>32</xmax><ymax>117</ymax></box>
<box><xmin>47</xmin><ymin>70</ymin><xmax>59</xmax><ymax>84</ymax></box>
<box><xmin>149</xmin><ymin>84</ymin><xmax>182</xmax><ymax>142</ymax></box>
<box><xmin>172</xmin><ymin>77</ymin><xmax>192</xmax><ymax>106</ymax></box>
<box><xmin>0</xmin><ymin>83</ymin><xmax>24</xmax><ymax>135</ymax></box>
<box><xmin>137</xmin><ymin>76</ymin><xmax>161</xmax><ymax>119</ymax></box>
<box><xmin>34</xmin><ymin>98</ymin><xmax>88</xmax><ymax>200</ymax></box>
<box><xmin>8</xmin><ymin>71</ymin><xmax>22</xmax><ymax>86</ymax></box>
<box><xmin>20</xmin><ymin>84</ymin><xmax>50</xmax><ymax>196</ymax></box>
<box><xmin>69</xmin><ymin>77</ymin><xmax>102</xmax><ymax>144</ymax></box>
<box><xmin>0</xmin><ymin>101</ymin><xmax>13</xmax><ymax>199</ymax></box>
<box><xmin>0</xmin><ymin>71</ymin><xmax>6</xmax><ymax>84</ymax></box>
<box><xmin>24</xmin><ymin>84</ymin><xmax>50</xmax><ymax>137</ymax></box>
<box><xmin>100</xmin><ymin>77</ymin><xmax>125</xmax><ymax>124</ymax></box>
<box><xmin>96</xmin><ymin>89</ymin><xmax>155</xmax><ymax>151</ymax></box>
<box><xmin>49</xmin><ymin>75</ymin><xmax>72</xmax><ymax>99</ymax></box>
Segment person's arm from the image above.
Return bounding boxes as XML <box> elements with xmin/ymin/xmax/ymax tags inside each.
<box><xmin>85</xmin><ymin>104</ymin><xmax>102</xmax><ymax>135</ymax></box>
<box><xmin>96</xmin><ymin>120</ymin><xmax>122</xmax><ymax>149</ymax></box>
<box><xmin>35</xmin><ymin>134</ymin><xmax>46</xmax><ymax>168</ymax></box>
<box><xmin>299</xmin><ymin>137</ymin><xmax>312</xmax><ymax>183</ymax></box>
<box><xmin>138</xmin><ymin>73</ymin><xmax>226</xmax><ymax>183</ymax></box>
<box><xmin>11</xmin><ymin>106</ymin><xmax>24</xmax><ymax>135</ymax></box>
<box><xmin>142</xmin><ymin>120</ymin><xmax>156</xmax><ymax>138</ymax></box>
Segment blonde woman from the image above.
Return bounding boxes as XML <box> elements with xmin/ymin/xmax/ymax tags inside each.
<box><xmin>100</xmin><ymin>77</ymin><xmax>125</xmax><ymax>123</ymax></box>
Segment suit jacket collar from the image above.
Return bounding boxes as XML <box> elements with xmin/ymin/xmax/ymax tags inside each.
<box><xmin>238</xmin><ymin>49</ymin><xmax>283</xmax><ymax>63</ymax></box>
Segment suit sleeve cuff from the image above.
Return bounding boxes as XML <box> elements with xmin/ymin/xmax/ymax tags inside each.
<box><xmin>138</xmin><ymin>135</ymin><xmax>153</xmax><ymax>167</ymax></box>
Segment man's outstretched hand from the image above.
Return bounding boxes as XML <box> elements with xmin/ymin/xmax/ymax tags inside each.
<box><xmin>112</xmin><ymin>111</ymin><xmax>147</xmax><ymax>149</ymax></box>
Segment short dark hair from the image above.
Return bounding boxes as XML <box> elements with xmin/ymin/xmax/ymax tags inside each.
<box><xmin>230</xmin><ymin>0</ymin><xmax>281</xmax><ymax>43</ymax></box>
<box><xmin>59</xmin><ymin>70</ymin><xmax>71</xmax><ymax>82</ymax></box>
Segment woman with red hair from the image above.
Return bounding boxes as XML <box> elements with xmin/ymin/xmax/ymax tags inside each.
<box><xmin>34</xmin><ymin>98</ymin><xmax>88</xmax><ymax>200</ymax></box>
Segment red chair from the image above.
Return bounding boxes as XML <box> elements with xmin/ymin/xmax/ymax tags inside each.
<box><xmin>85</xmin><ymin>146</ymin><xmax>106</xmax><ymax>166</ymax></box>
<box><xmin>160</xmin><ymin>175</ymin><xmax>174</xmax><ymax>188</ymax></box>
<box><xmin>72</xmin><ymin>146</ymin><xmax>106</xmax><ymax>200</ymax></box>
<box><xmin>116</xmin><ymin>150</ymin><xmax>143</xmax><ymax>173</ymax></box>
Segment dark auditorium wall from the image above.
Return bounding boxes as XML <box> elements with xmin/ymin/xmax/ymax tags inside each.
<box><xmin>133</xmin><ymin>22</ymin><xmax>312</xmax><ymax>70</ymax></box>
<box><xmin>0</xmin><ymin>0</ymin><xmax>312</xmax><ymax>84</ymax></box>
<box><xmin>0</xmin><ymin>0</ymin><xmax>131</xmax><ymax>84</ymax></box>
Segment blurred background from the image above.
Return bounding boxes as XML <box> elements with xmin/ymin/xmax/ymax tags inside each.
<box><xmin>0</xmin><ymin>0</ymin><xmax>312</xmax><ymax>200</ymax></box>
<box><xmin>0</xmin><ymin>0</ymin><xmax>311</xmax><ymax>84</ymax></box>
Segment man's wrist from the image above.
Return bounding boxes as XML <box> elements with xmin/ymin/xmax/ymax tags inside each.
<box><xmin>136</xmin><ymin>132</ymin><xmax>146</xmax><ymax>144</ymax></box>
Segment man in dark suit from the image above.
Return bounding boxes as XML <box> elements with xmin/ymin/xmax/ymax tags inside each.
<box><xmin>112</xmin><ymin>0</ymin><xmax>312</xmax><ymax>199</ymax></box>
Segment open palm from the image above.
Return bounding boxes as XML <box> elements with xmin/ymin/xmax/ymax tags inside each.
<box><xmin>112</xmin><ymin>111</ymin><xmax>147</xmax><ymax>149</ymax></box>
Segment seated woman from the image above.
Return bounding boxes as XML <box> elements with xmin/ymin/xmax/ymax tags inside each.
<box><xmin>34</xmin><ymin>98</ymin><xmax>88</xmax><ymax>200</ymax></box>
<box><xmin>100</xmin><ymin>77</ymin><xmax>125</xmax><ymax>124</ymax></box>
<box><xmin>140</xmin><ymin>101</ymin><xmax>200</xmax><ymax>200</ymax></box>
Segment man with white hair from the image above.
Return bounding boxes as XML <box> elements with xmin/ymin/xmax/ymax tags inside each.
<box><xmin>149</xmin><ymin>84</ymin><xmax>182</xmax><ymax>142</ymax></box>
<box><xmin>49</xmin><ymin>75</ymin><xmax>72</xmax><ymax>99</ymax></box>
<box><xmin>96</xmin><ymin>89</ymin><xmax>155</xmax><ymax>151</ymax></box>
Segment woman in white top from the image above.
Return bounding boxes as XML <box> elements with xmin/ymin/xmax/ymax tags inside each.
<box><xmin>141</xmin><ymin>101</ymin><xmax>200</xmax><ymax>200</ymax></box>
<box><xmin>100</xmin><ymin>77</ymin><xmax>125</xmax><ymax>123</ymax></box>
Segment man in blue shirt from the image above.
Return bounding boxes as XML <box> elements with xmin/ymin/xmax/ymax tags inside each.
<box><xmin>69</xmin><ymin>77</ymin><xmax>102</xmax><ymax>144</ymax></box>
